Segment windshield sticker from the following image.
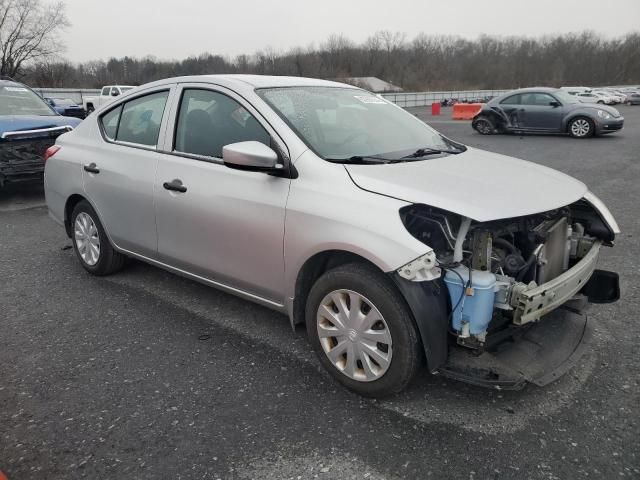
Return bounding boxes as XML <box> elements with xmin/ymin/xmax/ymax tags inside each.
<box><xmin>3</xmin><ymin>86</ymin><xmax>29</xmax><ymax>92</ymax></box>
<box><xmin>354</xmin><ymin>95</ymin><xmax>387</xmax><ymax>104</ymax></box>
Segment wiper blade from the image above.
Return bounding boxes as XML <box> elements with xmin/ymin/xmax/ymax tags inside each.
<box><xmin>401</xmin><ymin>147</ymin><xmax>463</xmax><ymax>159</ymax></box>
<box><xmin>325</xmin><ymin>155</ymin><xmax>397</xmax><ymax>164</ymax></box>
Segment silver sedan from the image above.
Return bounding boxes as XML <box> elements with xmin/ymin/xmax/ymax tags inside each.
<box><xmin>44</xmin><ymin>75</ymin><xmax>620</xmax><ymax>396</ymax></box>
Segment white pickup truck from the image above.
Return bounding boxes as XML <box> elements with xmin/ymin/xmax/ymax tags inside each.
<box><xmin>82</xmin><ymin>85</ymin><xmax>135</xmax><ymax>113</ymax></box>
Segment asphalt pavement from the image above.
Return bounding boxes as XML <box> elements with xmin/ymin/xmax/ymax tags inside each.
<box><xmin>1</xmin><ymin>106</ymin><xmax>639</xmax><ymax>479</ymax></box>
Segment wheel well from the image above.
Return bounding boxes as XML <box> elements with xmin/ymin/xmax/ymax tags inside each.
<box><xmin>474</xmin><ymin>111</ymin><xmax>503</xmax><ymax>128</ymax></box>
<box><xmin>64</xmin><ymin>194</ymin><xmax>86</xmax><ymax>237</ymax></box>
<box><xmin>292</xmin><ymin>250</ymin><xmax>384</xmax><ymax>325</ymax></box>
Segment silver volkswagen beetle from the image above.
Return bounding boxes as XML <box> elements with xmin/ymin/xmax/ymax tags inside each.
<box><xmin>44</xmin><ymin>75</ymin><xmax>620</xmax><ymax>396</ymax></box>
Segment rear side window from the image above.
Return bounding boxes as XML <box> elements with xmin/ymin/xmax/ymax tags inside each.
<box><xmin>520</xmin><ymin>93</ymin><xmax>556</xmax><ymax>106</ymax></box>
<box><xmin>101</xmin><ymin>105</ymin><xmax>122</xmax><ymax>140</ymax></box>
<box><xmin>500</xmin><ymin>94</ymin><xmax>521</xmax><ymax>105</ymax></box>
<box><xmin>105</xmin><ymin>91</ymin><xmax>169</xmax><ymax>147</ymax></box>
<box><xmin>101</xmin><ymin>87</ymin><xmax>110</xmax><ymax>96</ymax></box>
<box><xmin>174</xmin><ymin>89</ymin><xmax>269</xmax><ymax>158</ymax></box>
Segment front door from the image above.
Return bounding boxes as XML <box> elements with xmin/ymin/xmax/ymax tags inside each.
<box><xmin>83</xmin><ymin>88</ymin><xmax>172</xmax><ymax>258</ymax></box>
<box><xmin>518</xmin><ymin>92</ymin><xmax>563</xmax><ymax>131</ymax></box>
<box><xmin>154</xmin><ymin>86</ymin><xmax>291</xmax><ymax>303</ymax></box>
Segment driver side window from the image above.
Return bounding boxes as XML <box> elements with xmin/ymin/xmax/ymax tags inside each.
<box><xmin>174</xmin><ymin>89</ymin><xmax>270</xmax><ymax>158</ymax></box>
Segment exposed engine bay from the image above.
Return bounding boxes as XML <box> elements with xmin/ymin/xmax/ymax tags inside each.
<box><xmin>399</xmin><ymin>201</ymin><xmax>619</xmax><ymax>351</ymax></box>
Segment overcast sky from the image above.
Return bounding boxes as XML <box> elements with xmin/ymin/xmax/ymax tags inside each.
<box><xmin>61</xmin><ymin>0</ymin><xmax>640</xmax><ymax>62</ymax></box>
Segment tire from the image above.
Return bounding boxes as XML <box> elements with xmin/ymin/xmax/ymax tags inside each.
<box><xmin>473</xmin><ymin>115</ymin><xmax>496</xmax><ymax>135</ymax></box>
<box><xmin>305</xmin><ymin>262</ymin><xmax>422</xmax><ymax>397</ymax></box>
<box><xmin>568</xmin><ymin>117</ymin><xmax>595</xmax><ymax>138</ymax></box>
<box><xmin>71</xmin><ymin>200</ymin><xmax>125</xmax><ymax>276</ymax></box>
<box><xmin>86</xmin><ymin>104</ymin><xmax>95</xmax><ymax>114</ymax></box>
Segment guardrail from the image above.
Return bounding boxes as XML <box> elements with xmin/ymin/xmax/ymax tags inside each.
<box><xmin>380</xmin><ymin>89</ymin><xmax>510</xmax><ymax>107</ymax></box>
<box><xmin>32</xmin><ymin>87</ymin><xmax>512</xmax><ymax>109</ymax></box>
<box><xmin>32</xmin><ymin>88</ymin><xmax>100</xmax><ymax>104</ymax></box>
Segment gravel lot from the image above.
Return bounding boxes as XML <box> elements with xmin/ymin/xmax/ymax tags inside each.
<box><xmin>1</xmin><ymin>106</ymin><xmax>639</xmax><ymax>479</ymax></box>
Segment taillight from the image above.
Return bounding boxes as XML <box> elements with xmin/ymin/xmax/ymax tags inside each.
<box><xmin>44</xmin><ymin>145</ymin><xmax>61</xmax><ymax>162</ymax></box>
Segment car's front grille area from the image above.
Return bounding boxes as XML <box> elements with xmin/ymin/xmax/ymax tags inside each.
<box><xmin>63</xmin><ymin>108</ymin><xmax>85</xmax><ymax>119</ymax></box>
<box><xmin>603</xmin><ymin>123</ymin><xmax>624</xmax><ymax>131</ymax></box>
<box><xmin>0</xmin><ymin>136</ymin><xmax>56</xmax><ymax>184</ymax></box>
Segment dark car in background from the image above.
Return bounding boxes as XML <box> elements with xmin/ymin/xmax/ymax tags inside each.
<box><xmin>0</xmin><ymin>79</ymin><xmax>82</xmax><ymax>189</ymax></box>
<box><xmin>44</xmin><ymin>97</ymin><xmax>86</xmax><ymax>119</ymax></box>
<box><xmin>624</xmin><ymin>92</ymin><xmax>640</xmax><ymax>105</ymax></box>
<box><xmin>472</xmin><ymin>87</ymin><xmax>624</xmax><ymax>138</ymax></box>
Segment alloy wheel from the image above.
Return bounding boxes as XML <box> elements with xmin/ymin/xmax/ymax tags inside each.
<box><xmin>74</xmin><ymin>212</ymin><xmax>100</xmax><ymax>266</ymax></box>
<box><xmin>316</xmin><ymin>289</ymin><xmax>392</xmax><ymax>382</ymax></box>
<box><xmin>570</xmin><ymin>119</ymin><xmax>591</xmax><ymax>137</ymax></box>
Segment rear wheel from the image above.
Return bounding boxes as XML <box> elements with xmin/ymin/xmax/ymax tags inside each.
<box><xmin>305</xmin><ymin>263</ymin><xmax>422</xmax><ymax>397</ymax></box>
<box><xmin>568</xmin><ymin>117</ymin><xmax>594</xmax><ymax>138</ymax></box>
<box><xmin>473</xmin><ymin>115</ymin><xmax>496</xmax><ymax>135</ymax></box>
<box><xmin>71</xmin><ymin>200</ymin><xmax>125</xmax><ymax>276</ymax></box>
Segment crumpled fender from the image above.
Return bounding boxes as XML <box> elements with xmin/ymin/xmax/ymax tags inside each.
<box><xmin>390</xmin><ymin>274</ymin><xmax>449</xmax><ymax>371</ymax></box>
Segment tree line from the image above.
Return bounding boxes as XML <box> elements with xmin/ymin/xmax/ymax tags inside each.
<box><xmin>2</xmin><ymin>1</ymin><xmax>639</xmax><ymax>91</ymax></box>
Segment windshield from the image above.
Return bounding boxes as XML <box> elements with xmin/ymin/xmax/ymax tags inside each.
<box><xmin>257</xmin><ymin>86</ymin><xmax>459</xmax><ymax>161</ymax></box>
<box><xmin>120</xmin><ymin>87</ymin><xmax>133</xmax><ymax>92</ymax></box>
<box><xmin>0</xmin><ymin>85</ymin><xmax>56</xmax><ymax>116</ymax></box>
<box><xmin>552</xmin><ymin>90</ymin><xmax>580</xmax><ymax>105</ymax></box>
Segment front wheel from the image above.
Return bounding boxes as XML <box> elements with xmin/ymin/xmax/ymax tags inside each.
<box><xmin>568</xmin><ymin>117</ymin><xmax>594</xmax><ymax>138</ymax></box>
<box><xmin>305</xmin><ymin>263</ymin><xmax>422</xmax><ymax>397</ymax></box>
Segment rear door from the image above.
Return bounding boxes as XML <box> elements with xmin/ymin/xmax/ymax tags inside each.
<box><xmin>153</xmin><ymin>84</ymin><xmax>291</xmax><ymax>303</ymax></box>
<box><xmin>83</xmin><ymin>86</ymin><xmax>174</xmax><ymax>258</ymax></box>
<box><xmin>518</xmin><ymin>92</ymin><xmax>563</xmax><ymax>131</ymax></box>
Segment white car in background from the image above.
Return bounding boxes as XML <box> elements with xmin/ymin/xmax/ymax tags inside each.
<box><xmin>577</xmin><ymin>91</ymin><xmax>615</xmax><ymax>105</ymax></box>
<box><xmin>559</xmin><ymin>86</ymin><xmax>592</xmax><ymax>96</ymax></box>
<box><xmin>593</xmin><ymin>90</ymin><xmax>623</xmax><ymax>104</ymax></box>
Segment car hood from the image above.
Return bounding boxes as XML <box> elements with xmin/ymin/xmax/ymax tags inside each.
<box><xmin>345</xmin><ymin>147</ymin><xmax>588</xmax><ymax>222</ymax></box>
<box><xmin>0</xmin><ymin>115</ymin><xmax>82</xmax><ymax>136</ymax></box>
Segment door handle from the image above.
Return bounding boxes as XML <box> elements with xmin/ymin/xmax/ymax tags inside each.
<box><xmin>163</xmin><ymin>179</ymin><xmax>187</xmax><ymax>193</ymax></box>
<box><xmin>83</xmin><ymin>163</ymin><xmax>100</xmax><ymax>174</ymax></box>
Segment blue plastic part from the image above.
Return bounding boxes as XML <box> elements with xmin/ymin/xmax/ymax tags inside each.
<box><xmin>444</xmin><ymin>266</ymin><xmax>496</xmax><ymax>335</ymax></box>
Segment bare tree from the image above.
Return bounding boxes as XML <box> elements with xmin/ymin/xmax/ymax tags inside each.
<box><xmin>0</xmin><ymin>0</ymin><xmax>69</xmax><ymax>78</ymax></box>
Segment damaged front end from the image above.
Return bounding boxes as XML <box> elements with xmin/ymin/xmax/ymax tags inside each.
<box><xmin>0</xmin><ymin>126</ymin><xmax>73</xmax><ymax>188</ymax></box>
<box><xmin>397</xmin><ymin>195</ymin><xmax>620</xmax><ymax>389</ymax></box>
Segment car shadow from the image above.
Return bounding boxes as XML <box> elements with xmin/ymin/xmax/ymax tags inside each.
<box><xmin>0</xmin><ymin>183</ymin><xmax>45</xmax><ymax>212</ymax></box>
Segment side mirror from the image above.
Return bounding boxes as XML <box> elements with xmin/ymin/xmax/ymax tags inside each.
<box><xmin>550</xmin><ymin>101</ymin><xmax>561</xmax><ymax>107</ymax></box>
<box><xmin>223</xmin><ymin>141</ymin><xmax>278</xmax><ymax>172</ymax></box>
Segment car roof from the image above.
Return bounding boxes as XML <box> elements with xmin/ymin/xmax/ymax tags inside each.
<box><xmin>140</xmin><ymin>74</ymin><xmax>354</xmax><ymax>90</ymax></box>
<box><xmin>503</xmin><ymin>87</ymin><xmax>561</xmax><ymax>94</ymax></box>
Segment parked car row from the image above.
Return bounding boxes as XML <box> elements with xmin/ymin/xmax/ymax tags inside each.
<box><xmin>560</xmin><ymin>86</ymin><xmax>640</xmax><ymax>105</ymax></box>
